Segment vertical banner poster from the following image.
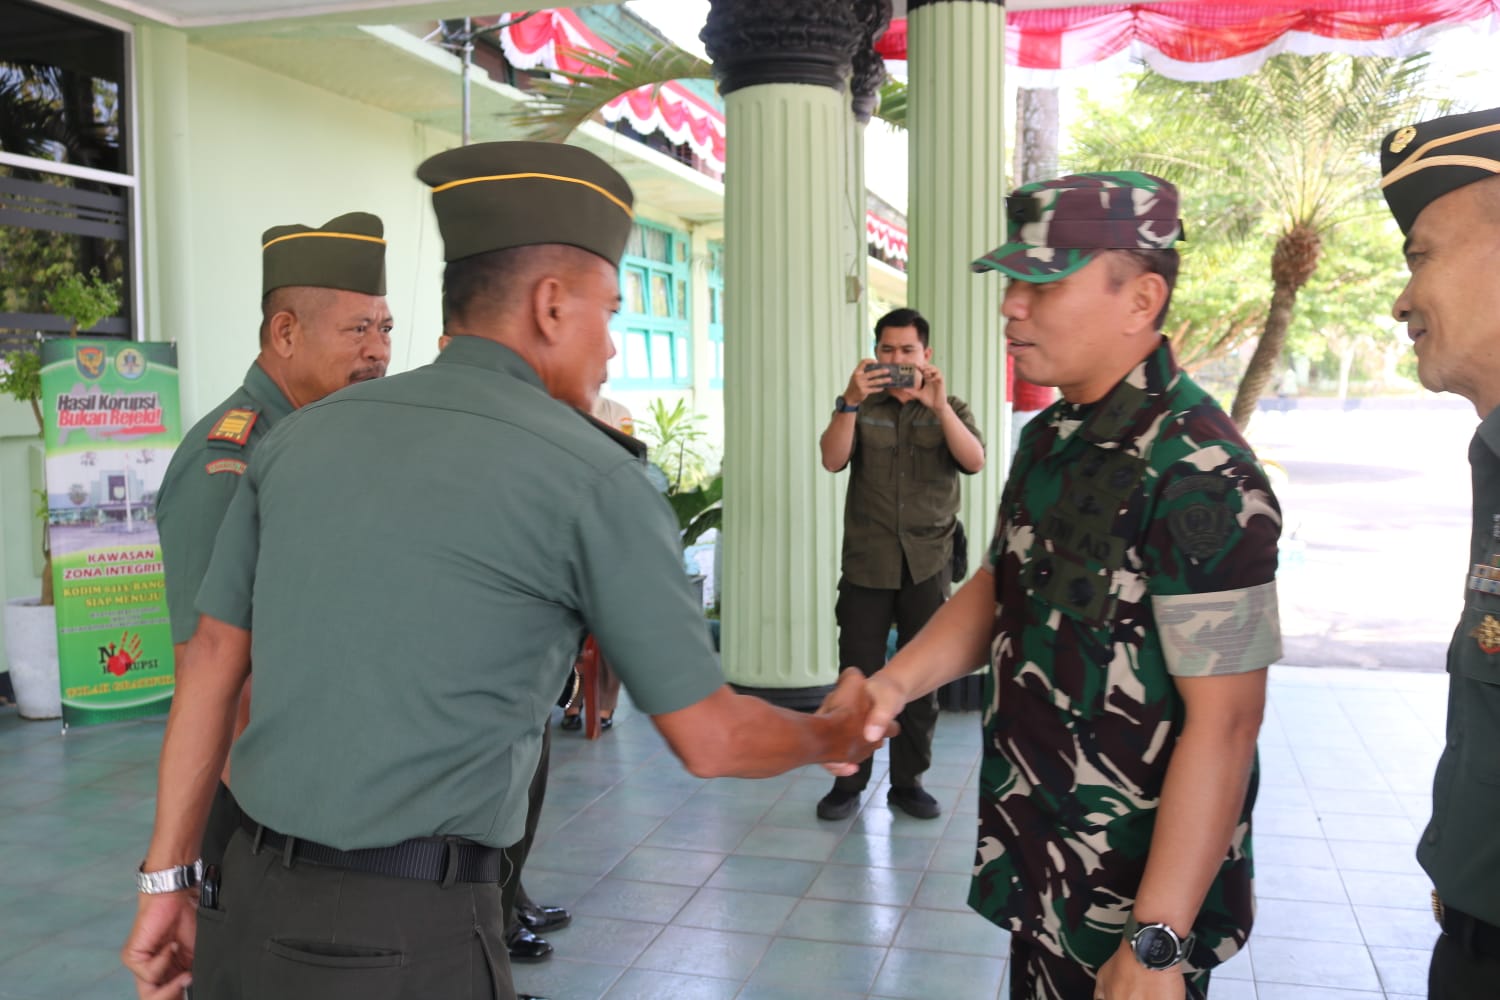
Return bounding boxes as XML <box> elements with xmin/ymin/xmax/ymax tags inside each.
<box><xmin>40</xmin><ymin>339</ymin><xmax>182</xmax><ymax>726</ymax></box>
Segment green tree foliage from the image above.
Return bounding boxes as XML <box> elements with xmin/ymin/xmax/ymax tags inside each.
<box><xmin>1284</xmin><ymin>215</ymin><xmax>1409</xmax><ymax>397</ymax></box>
<box><xmin>1068</xmin><ymin>53</ymin><xmax>1443</xmax><ymax>427</ymax></box>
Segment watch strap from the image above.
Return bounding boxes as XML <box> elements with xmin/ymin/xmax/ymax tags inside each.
<box><xmin>137</xmin><ymin>858</ymin><xmax>204</xmax><ymax>894</ymax></box>
<box><xmin>835</xmin><ymin>396</ymin><xmax>860</xmax><ymax>413</ymax></box>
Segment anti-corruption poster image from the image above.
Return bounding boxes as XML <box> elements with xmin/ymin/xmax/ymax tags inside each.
<box><xmin>40</xmin><ymin>339</ymin><xmax>182</xmax><ymax>726</ymax></box>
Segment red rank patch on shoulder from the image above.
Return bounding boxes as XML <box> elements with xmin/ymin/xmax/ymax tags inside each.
<box><xmin>207</xmin><ymin>408</ymin><xmax>258</xmax><ymax>445</ymax></box>
<box><xmin>204</xmin><ymin>458</ymin><xmax>247</xmax><ymax>476</ymax></box>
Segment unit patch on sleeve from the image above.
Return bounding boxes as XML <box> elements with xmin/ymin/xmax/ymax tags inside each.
<box><xmin>207</xmin><ymin>408</ymin><xmax>258</xmax><ymax>445</ymax></box>
<box><xmin>204</xmin><ymin>458</ymin><xmax>247</xmax><ymax>476</ymax></box>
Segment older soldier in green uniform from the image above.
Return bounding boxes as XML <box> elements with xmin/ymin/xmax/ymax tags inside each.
<box><xmin>155</xmin><ymin>212</ymin><xmax>391</xmax><ymax>866</ymax></box>
<box><xmin>1378</xmin><ymin>106</ymin><xmax>1500</xmax><ymax>1000</ymax></box>
<box><xmin>122</xmin><ymin>141</ymin><xmax>892</xmax><ymax>1000</ymax></box>
<box><xmin>830</xmin><ymin>173</ymin><xmax>1282</xmax><ymax>1000</ymax></box>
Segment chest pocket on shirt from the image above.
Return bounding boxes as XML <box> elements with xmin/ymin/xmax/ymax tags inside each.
<box><xmin>858</xmin><ymin>416</ymin><xmax>899</xmax><ymax>481</ymax></box>
<box><xmin>1024</xmin><ymin>450</ymin><xmax>1145</xmax><ymax>626</ymax></box>
<box><xmin>1013</xmin><ymin>449</ymin><xmax>1146</xmax><ymax>718</ymax></box>
<box><xmin>911</xmin><ymin>422</ymin><xmax>949</xmax><ymax>481</ymax></box>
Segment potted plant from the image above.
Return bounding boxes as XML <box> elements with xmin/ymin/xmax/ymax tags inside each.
<box><xmin>0</xmin><ymin>266</ymin><xmax>120</xmax><ymax>720</ymax></box>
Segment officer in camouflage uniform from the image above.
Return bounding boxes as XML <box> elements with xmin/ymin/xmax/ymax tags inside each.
<box><xmin>155</xmin><ymin>212</ymin><xmax>392</xmax><ymax>868</ymax></box>
<box><xmin>1378</xmin><ymin>106</ymin><xmax>1500</xmax><ymax>1000</ymax></box>
<box><xmin>829</xmin><ymin>173</ymin><xmax>1282</xmax><ymax>1000</ymax></box>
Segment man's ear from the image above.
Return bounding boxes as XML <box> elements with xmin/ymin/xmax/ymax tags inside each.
<box><xmin>1128</xmin><ymin>271</ymin><xmax>1168</xmax><ymax>336</ymax></box>
<box><xmin>533</xmin><ymin>275</ymin><xmax>568</xmax><ymax>345</ymax></box>
<box><xmin>267</xmin><ymin>309</ymin><xmax>297</xmax><ymax>359</ymax></box>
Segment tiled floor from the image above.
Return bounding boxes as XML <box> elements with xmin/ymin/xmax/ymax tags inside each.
<box><xmin>0</xmin><ymin>664</ymin><xmax>1447</xmax><ymax>999</ymax></box>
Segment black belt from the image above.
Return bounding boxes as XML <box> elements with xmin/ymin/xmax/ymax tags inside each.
<box><xmin>239</xmin><ymin>813</ymin><xmax>502</xmax><ymax>885</ymax></box>
<box><xmin>1437</xmin><ymin>898</ymin><xmax>1500</xmax><ymax>959</ymax></box>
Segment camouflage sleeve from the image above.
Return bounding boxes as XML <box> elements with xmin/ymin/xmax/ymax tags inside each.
<box><xmin>1145</xmin><ymin>449</ymin><xmax>1283</xmax><ymax>677</ymax></box>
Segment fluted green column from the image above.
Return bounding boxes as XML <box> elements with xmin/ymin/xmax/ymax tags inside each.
<box><xmin>136</xmin><ymin>25</ymin><xmax>198</xmax><ymax>403</ymax></box>
<box><xmin>704</xmin><ymin>0</ymin><xmax>863</xmax><ymax>706</ymax></box>
<box><xmin>908</xmin><ymin>0</ymin><xmax>1008</xmax><ymax>575</ymax></box>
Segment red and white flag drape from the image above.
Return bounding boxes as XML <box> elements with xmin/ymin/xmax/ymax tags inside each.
<box><xmin>876</xmin><ymin>0</ymin><xmax>1500</xmax><ymax>83</ymax></box>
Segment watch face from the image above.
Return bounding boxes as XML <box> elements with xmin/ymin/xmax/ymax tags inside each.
<box><xmin>1133</xmin><ymin>926</ymin><xmax>1181</xmax><ymax>969</ymax></box>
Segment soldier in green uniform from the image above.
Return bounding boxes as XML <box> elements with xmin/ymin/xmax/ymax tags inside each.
<box><xmin>154</xmin><ymin>211</ymin><xmax>392</xmax><ymax>867</ymax></box>
<box><xmin>122</xmin><ymin>141</ymin><xmax>892</xmax><ymax>1000</ymax></box>
<box><xmin>829</xmin><ymin>173</ymin><xmax>1282</xmax><ymax>1000</ymax></box>
<box><xmin>1378</xmin><ymin>106</ymin><xmax>1500</xmax><ymax>1000</ymax></box>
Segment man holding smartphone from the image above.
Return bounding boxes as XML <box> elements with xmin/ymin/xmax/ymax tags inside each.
<box><xmin>816</xmin><ymin>308</ymin><xmax>986</xmax><ymax>821</ymax></box>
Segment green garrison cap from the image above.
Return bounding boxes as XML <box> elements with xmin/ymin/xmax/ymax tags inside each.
<box><xmin>261</xmin><ymin>211</ymin><xmax>387</xmax><ymax>297</ymax></box>
<box><xmin>416</xmin><ymin>140</ymin><xmax>635</xmax><ymax>265</ymax></box>
<box><xmin>1381</xmin><ymin>107</ymin><xmax>1500</xmax><ymax>235</ymax></box>
<box><xmin>971</xmin><ymin>171</ymin><xmax>1183</xmax><ymax>283</ymax></box>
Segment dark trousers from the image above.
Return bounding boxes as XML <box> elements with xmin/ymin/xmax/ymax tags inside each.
<box><xmin>833</xmin><ymin>563</ymin><xmax>944</xmax><ymax>794</ymax></box>
<box><xmin>193</xmin><ymin>827</ymin><xmax>514</xmax><ymax>1000</ymax></box>
<box><xmin>1430</xmin><ymin>919</ymin><xmax>1500</xmax><ymax>998</ymax></box>
<box><xmin>1009</xmin><ymin>936</ymin><xmax>1211</xmax><ymax>1000</ymax></box>
<box><xmin>201</xmin><ymin>781</ymin><xmax>243</xmax><ymax>872</ymax></box>
<box><xmin>501</xmin><ymin>724</ymin><xmax>550</xmax><ymax>934</ymax></box>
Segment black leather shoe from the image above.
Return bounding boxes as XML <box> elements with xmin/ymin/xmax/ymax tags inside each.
<box><xmin>888</xmin><ymin>785</ymin><xmax>941</xmax><ymax>820</ymax></box>
<box><xmin>816</xmin><ymin>788</ymin><xmax>861</xmax><ymax>821</ymax></box>
<box><xmin>518</xmin><ymin>902</ymin><xmax>572</xmax><ymax>933</ymax></box>
<box><xmin>506</xmin><ymin>925</ymin><xmax>553</xmax><ymax>963</ymax></box>
<box><xmin>559</xmin><ymin>713</ymin><xmax>582</xmax><ymax>731</ymax></box>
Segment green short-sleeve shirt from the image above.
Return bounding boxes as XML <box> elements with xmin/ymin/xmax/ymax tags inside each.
<box><xmin>156</xmin><ymin>362</ymin><xmax>294</xmax><ymax>644</ymax></box>
<box><xmin>196</xmin><ymin>337</ymin><xmax>724</xmax><ymax>850</ymax></box>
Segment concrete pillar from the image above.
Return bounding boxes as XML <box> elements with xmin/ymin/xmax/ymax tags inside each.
<box><xmin>907</xmin><ymin>0</ymin><xmax>1008</xmax><ymax>576</ymax></box>
<box><xmin>703</xmin><ymin>0</ymin><xmax>863</xmax><ymax>706</ymax></box>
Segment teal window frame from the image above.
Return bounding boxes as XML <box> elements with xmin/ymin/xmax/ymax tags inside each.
<box><xmin>608</xmin><ymin>221</ymin><xmax>692</xmax><ymax>389</ymax></box>
<box><xmin>707</xmin><ymin>241</ymin><xmax>724</xmax><ymax>390</ymax></box>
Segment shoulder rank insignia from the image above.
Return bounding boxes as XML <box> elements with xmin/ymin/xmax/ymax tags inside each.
<box><xmin>204</xmin><ymin>458</ymin><xmax>247</xmax><ymax>476</ymax></box>
<box><xmin>1470</xmin><ymin>614</ymin><xmax>1500</xmax><ymax>654</ymax></box>
<box><xmin>207</xmin><ymin>408</ymin><xmax>258</xmax><ymax>446</ymax></box>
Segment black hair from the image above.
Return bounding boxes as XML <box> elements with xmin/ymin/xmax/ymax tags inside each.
<box><xmin>874</xmin><ymin>307</ymin><xmax>930</xmax><ymax>347</ymax></box>
<box><xmin>1106</xmin><ymin>249</ymin><xmax>1179</xmax><ymax>331</ymax></box>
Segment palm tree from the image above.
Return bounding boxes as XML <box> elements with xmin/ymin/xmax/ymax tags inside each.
<box><xmin>508</xmin><ymin>41</ymin><xmax>907</xmax><ymax>141</ymax></box>
<box><xmin>1069</xmin><ymin>53</ymin><xmax>1443</xmax><ymax>429</ymax></box>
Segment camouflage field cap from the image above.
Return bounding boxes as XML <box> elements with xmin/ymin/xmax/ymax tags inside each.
<box><xmin>1380</xmin><ymin>106</ymin><xmax>1500</xmax><ymax>235</ymax></box>
<box><xmin>417</xmin><ymin>140</ymin><xmax>635</xmax><ymax>265</ymax></box>
<box><xmin>971</xmin><ymin>171</ymin><xmax>1183</xmax><ymax>283</ymax></box>
<box><xmin>261</xmin><ymin>212</ymin><xmax>387</xmax><ymax>297</ymax></box>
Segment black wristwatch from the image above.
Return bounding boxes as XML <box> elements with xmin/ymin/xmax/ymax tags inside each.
<box><xmin>834</xmin><ymin>396</ymin><xmax>860</xmax><ymax>414</ymax></box>
<box><xmin>1124</xmin><ymin>914</ymin><xmax>1192</xmax><ymax>971</ymax></box>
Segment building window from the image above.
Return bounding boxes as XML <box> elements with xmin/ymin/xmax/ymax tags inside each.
<box><xmin>707</xmin><ymin>241</ymin><xmax>723</xmax><ymax>389</ymax></box>
<box><xmin>0</xmin><ymin>0</ymin><xmax>135</xmax><ymax>351</ymax></box>
<box><xmin>608</xmin><ymin>221</ymin><xmax>691</xmax><ymax>389</ymax></box>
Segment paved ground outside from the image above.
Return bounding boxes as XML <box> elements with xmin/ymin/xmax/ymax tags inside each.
<box><xmin>1251</xmin><ymin>397</ymin><xmax>1475</xmax><ymax>672</ymax></box>
<box><xmin>0</xmin><ymin>663</ymin><xmax>1447</xmax><ymax>999</ymax></box>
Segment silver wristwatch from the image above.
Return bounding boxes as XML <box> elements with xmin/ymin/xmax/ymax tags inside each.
<box><xmin>137</xmin><ymin>859</ymin><xmax>204</xmax><ymax>894</ymax></box>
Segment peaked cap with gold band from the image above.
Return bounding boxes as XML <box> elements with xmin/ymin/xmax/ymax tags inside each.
<box><xmin>1381</xmin><ymin>106</ymin><xmax>1500</xmax><ymax>235</ymax></box>
<box><xmin>261</xmin><ymin>211</ymin><xmax>387</xmax><ymax>298</ymax></box>
<box><xmin>416</xmin><ymin>140</ymin><xmax>635</xmax><ymax>265</ymax></box>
